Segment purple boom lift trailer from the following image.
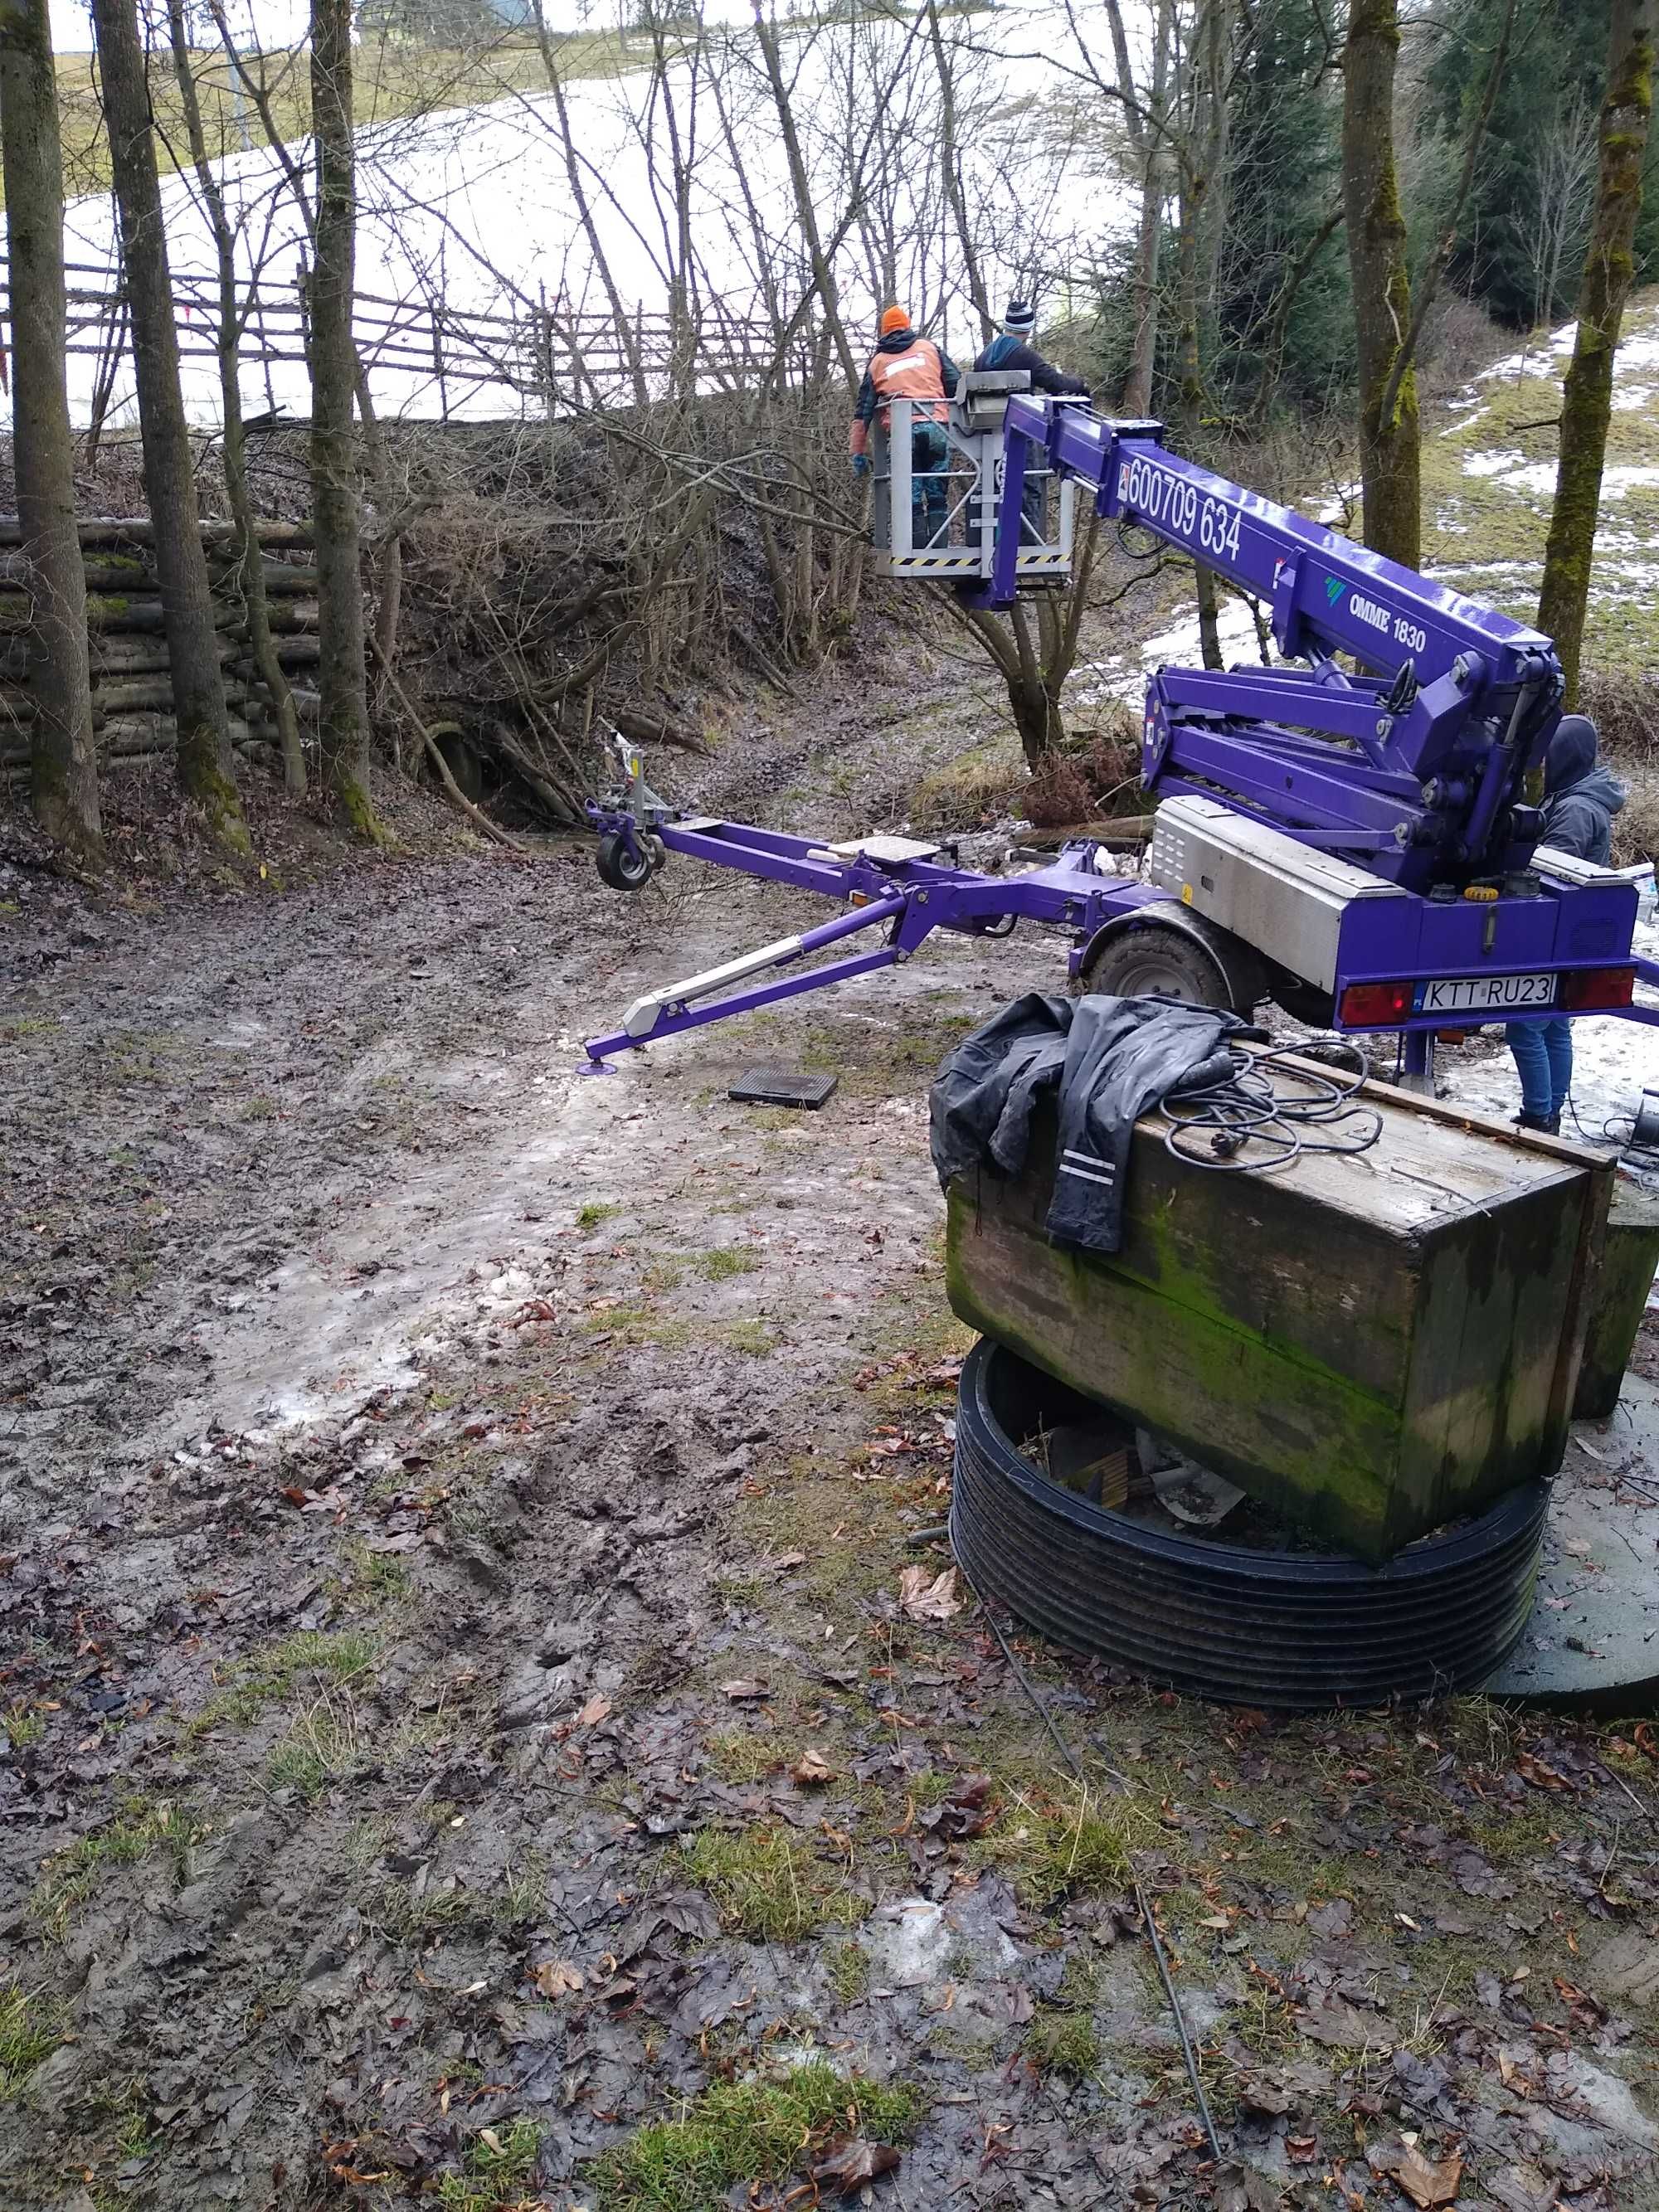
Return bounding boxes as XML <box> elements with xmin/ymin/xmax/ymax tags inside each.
<box><xmin>582</xmin><ymin>381</ymin><xmax>1658</xmax><ymax>1074</ymax></box>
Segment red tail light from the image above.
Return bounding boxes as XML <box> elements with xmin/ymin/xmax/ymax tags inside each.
<box><xmin>1558</xmin><ymin>965</ymin><xmax>1635</xmax><ymax>1012</ymax></box>
<box><xmin>1338</xmin><ymin>980</ymin><xmax>1412</xmax><ymax>1026</ymax></box>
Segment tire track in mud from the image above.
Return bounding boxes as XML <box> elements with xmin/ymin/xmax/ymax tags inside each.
<box><xmin>0</xmin><ymin>803</ymin><xmax>1072</xmax><ymax>2208</ymax></box>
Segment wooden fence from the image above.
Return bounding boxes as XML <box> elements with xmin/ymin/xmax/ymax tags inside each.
<box><xmin>1</xmin><ymin>256</ymin><xmax>820</xmax><ymax>421</ymax></box>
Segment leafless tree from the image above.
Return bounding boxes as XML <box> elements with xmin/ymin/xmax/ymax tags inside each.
<box><xmin>0</xmin><ymin>0</ymin><xmax>102</xmax><ymax>862</ymax></box>
<box><xmin>163</xmin><ymin>0</ymin><xmax>307</xmax><ymax>793</ymax></box>
<box><xmin>1342</xmin><ymin>0</ymin><xmax>1419</xmax><ymax>568</ymax></box>
<box><xmin>1538</xmin><ymin>0</ymin><xmax>1657</xmax><ymax>704</ymax></box>
<box><xmin>1527</xmin><ymin>92</ymin><xmax>1598</xmax><ymax>332</ymax></box>
<box><xmin>90</xmin><ymin>0</ymin><xmax>246</xmax><ymax>847</ymax></box>
<box><xmin>309</xmin><ymin>0</ymin><xmax>380</xmax><ymax>834</ymax></box>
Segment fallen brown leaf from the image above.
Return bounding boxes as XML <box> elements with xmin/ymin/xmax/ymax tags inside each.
<box><xmin>1234</xmin><ymin>2074</ymin><xmax>1292</xmax><ymax>2117</ymax></box>
<box><xmin>1297</xmin><ymin>1996</ymin><xmax>1385</xmax><ymax>2048</ymax></box>
<box><xmin>791</xmin><ymin>1748</ymin><xmax>835</xmax><ymax>1787</ymax></box>
<box><xmin>918</xmin><ymin>1773</ymin><xmax>995</xmax><ymax>1840</ymax></box>
<box><xmin>1372</xmin><ymin>2141</ymin><xmax>1462</xmax><ymax>2210</ymax></box>
<box><xmin>721</xmin><ymin>1677</ymin><xmax>770</xmax><ymax>1701</ymax></box>
<box><xmin>575</xmin><ymin>1694</ymin><xmax>612</xmax><ymax>1728</ymax></box>
<box><xmin>1496</xmin><ymin>2047</ymin><xmax>1533</xmax><ymax>2096</ymax></box>
<box><xmin>811</xmin><ymin>2137</ymin><xmax>901</xmax><ymax>2194</ymax></box>
<box><xmin>898</xmin><ymin>1564</ymin><xmax>961</xmax><ymax>1621</ymax></box>
<box><xmin>531</xmin><ymin>1959</ymin><xmax>583</xmax><ymax>1998</ymax></box>
<box><xmin>1515</xmin><ymin>1749</ymin><xmax>1572</xmax><ymax>1791</ymax></box>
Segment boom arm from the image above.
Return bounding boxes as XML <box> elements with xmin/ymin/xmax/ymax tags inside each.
<box><xmin>983</xmin><ymin>397</ymin><xmax>1565</xmax><ymax>892</ymax></box>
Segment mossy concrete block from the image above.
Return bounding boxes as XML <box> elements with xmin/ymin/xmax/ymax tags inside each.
<box><xmin>1574</xmin><ymin>1184</ymin><xmax>1659</xmax><ymax>1420</ymax></box>
<box><xmin>946</xmin><ymin>1070</ymin><xmax>1613</xmax><ymax>1563</ymax></box>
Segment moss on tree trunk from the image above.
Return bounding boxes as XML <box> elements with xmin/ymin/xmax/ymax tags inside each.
<box><xmin>0</xmin><ymin>0</ymin><xmax>101</xmax><ymax>865</ymax></box>
<box><xmin>90</xmin><ymin>0</ymin><xmax>246</xmax><ymax>852</ymax></box>
<box><xmin>1342</xmin><ymin>0</ymin><xmax>1421</xmax><ymax>570</ymax></box>
<box><xmin>1536</xmin><ymin>0</ymin><xmax>1656</xmax><ymax>704</ymax></box>
<box><xmin>310</xmin><ymin>0</ymin><xmax>384</xmax><ymax>844</ymax></box>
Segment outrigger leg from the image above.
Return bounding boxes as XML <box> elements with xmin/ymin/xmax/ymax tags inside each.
<box><xmin>582</xmin><ymin>892</ymin><xmax>910</xmax><ymax>1062</ymax></box>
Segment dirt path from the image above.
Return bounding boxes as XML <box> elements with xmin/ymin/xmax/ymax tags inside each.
<box><xmin>3</xmin><ymin>825</ymin><xmax>1659</xmax><ymax>2212</ymax></box>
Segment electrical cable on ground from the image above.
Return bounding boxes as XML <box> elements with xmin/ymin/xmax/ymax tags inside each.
<box><xmin>953</xmin><ymin>1555</ymin><xmax>1225</xmax><ymax>2164</ymax></box>
<box><xmin>1564</xmin><ymin>1088</ymin><xmax>1659</xmax><ymax>1169</ymax></box>
<box><xmin>1158</xmin><ymin>1040</ymin><xmax>1381</xmax><ymax>1176</ymax></box>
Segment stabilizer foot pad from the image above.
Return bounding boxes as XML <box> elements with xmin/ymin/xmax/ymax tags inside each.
<box><xmin>728</xmin><ymin>1067</ymin><xmax>839</xmax><ymax>1110</ymax></box>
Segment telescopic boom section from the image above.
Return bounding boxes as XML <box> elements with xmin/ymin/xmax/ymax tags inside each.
<box><xmin>983</xmin><ymin>396</ymin><xmax>1566</xmax><ymax>892</ymax></box>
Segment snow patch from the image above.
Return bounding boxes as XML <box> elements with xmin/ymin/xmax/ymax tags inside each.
<box><xmin>1438</xmin><ymin>915</ymin><xmax>1659</xmax><ymax>1139</ymax></box>
<box><xmin>1462</xmin><ymin>449</ymin><xmax>1525</xmax><ymax>478</ymax></box>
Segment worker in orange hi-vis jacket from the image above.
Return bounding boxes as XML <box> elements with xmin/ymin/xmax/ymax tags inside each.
<box><xmin>849</xmin><ymin>304</ymin><xmax>960</xmax><ymax>547</ymax></box>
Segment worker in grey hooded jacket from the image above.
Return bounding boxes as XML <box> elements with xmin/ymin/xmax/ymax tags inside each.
<box><xmin>1507</xmin><ymin>715</ymin><xmax>1628</xmax><ymax>1131</ymax></box>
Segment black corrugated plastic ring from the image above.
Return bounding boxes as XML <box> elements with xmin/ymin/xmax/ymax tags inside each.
<box><xmin>950</xmin><ymin>1336</ymin><xmax>1546</xmax><ymax>1709</ymax></box>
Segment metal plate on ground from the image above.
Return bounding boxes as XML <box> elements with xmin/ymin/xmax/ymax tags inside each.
<box><xmin>728</xmin><ymin>1067</ymin><xmax>839</xmax><ymax>1110</ymax></box>
<box><xmin>1482</xmin><ymin>1372</ymin><xmax>1659</xmax><ymax>1713</ymax></box>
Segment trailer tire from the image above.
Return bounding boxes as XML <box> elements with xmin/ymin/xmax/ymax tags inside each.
<box><xmin>596</xmin><ymin>833</ymin><xmax>653</xmax><ymax>892</ymax></box>
<box><xmin>949</xmin><ymin>1338</ymin><xmax>1545</xmax><ymax>1709</ymax></box>
<box><xmin>1076</xmin><ymin>914</ymin><xmax>1260</xmax><ymax>1014</ymax></box>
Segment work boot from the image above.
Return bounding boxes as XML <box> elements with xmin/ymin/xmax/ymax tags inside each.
<box><xmin>1515</xmin><ymin>1110</ymin><xmax>1560</xmax><ymax>1134</ymax></box>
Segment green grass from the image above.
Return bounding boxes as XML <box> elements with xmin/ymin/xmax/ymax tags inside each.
<box><xmin>1411</xmin><ymin>293</ymin><xmax>1659</xmax><ymax>680</ymax></box>
<box><xmin>910</xmin><ymin>735</ymin><xmax>1028</xmax><ymax>832</ymax></box>
<box><xmin>342</xmin><ymin>1540</ymin><xmax>412</xmax><ymax>1606</ymax></box>
<box><xmin>3</xmin><ymin>1703</ymin><xmax>42</xmax><ymax>1751</ymax></box>
<box><xmin>825</xmin><ymin>1941</ymin><xmax>870</xmax><ymax>2004</ymax></box>
<box><xmin>265</xmin><ymin>1687</ymin><xmax>365</xmax><ymax>1801</ymax></box>
<box><xmin>576</xmin><ymin>1302</ymin><xmax>696</xmax><ymax>1351</ymax></box>
<box><xmin>681</xmin><ymin>1827</ymin><xmax>861</xmax><ymax>1943</ymax></box>
<box><xmin>699</xmin><ymin>1246</ymin><xmax>761</xmax><ymax>1281</ymax></box>
<box><xmin>1024</xmin><ymin>2006</ymin><xmax>1100</xmax><ymax>2082</ymax></box>
<box><xmin>32</xmin><ymin>1800</ymin><xmax>200</xmax><ymax>1940</ymax></box>
<box><xmin>983</xmin><ymin>1790</ymin><xmax>1131</xmax><ymax>1911</ymax></box>
<box><xmin>0</xmin><ymin>1984</ymin><xmax>64</xmax><ymax>2098</ymax></box>
<box><xmin>588</xmin><ymin>2063</ymin><xmax>922</xmax><ymax>2212</ymax></box>
<box><xmin>438</xmin><ymin>2117</ymin><xmax>544</xmax><ymax>2208</ymax></box>
<box><xmin>187</xmin><ymin>1627</ymin><xmax>379</xmax><ymax>1737</ymax></box>
<box><xmin>720</xmin><ymin>1321</ymin><xmax>776</xmax><ymax>1357</ymax></box>
<box><xmin>577</xmin><ymin>1200</ymin><xmax>621</xmax><ymax>1231</ymax></box>
<box><xmin>704</xmin><ymin>1728</ymin><xmax>785</xmax><ymax>1784</ymax></box>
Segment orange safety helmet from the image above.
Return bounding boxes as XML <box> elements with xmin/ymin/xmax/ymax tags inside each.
<box><xmin>878</xmin><ymin>304</ymin><xmax>911</xmax><ymax>337</ymax></box>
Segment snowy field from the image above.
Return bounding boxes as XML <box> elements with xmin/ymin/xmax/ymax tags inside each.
<box><xmin>26</xmin><ymin>0</ymin><xmax>1134</xmax><ymax>429</ymax></box>
<box><xmin>1427</xmin><ymin>294</ymin><xmax>1659</xmax><ymax>678</ymax></box>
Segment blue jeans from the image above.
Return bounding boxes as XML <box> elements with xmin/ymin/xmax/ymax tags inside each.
<box><xmin>1507</xmin><ymin>1018</ymin><xmax>1572</xmax><ymax>1121</ymax></box>
<box><xmin>912</xmin><ymin>422</ymin><xmax>950</xmax><ymax>546</ymax></box>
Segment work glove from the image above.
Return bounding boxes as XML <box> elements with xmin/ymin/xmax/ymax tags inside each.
<box><xmin>851</xmin><ymin>453</ymin><xmax>872</xmax><ymax>478</ymax></box>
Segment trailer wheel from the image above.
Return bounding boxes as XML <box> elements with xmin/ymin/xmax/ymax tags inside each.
<box><xmin>596</xmin><ymin>833</ymin><xmax>652</xmax><ymax>892</ymax></box>
<box><xmin>1079</xmin><ymin>919</ymin><xmax>1241</xmax><ymax>1010</ymax></box>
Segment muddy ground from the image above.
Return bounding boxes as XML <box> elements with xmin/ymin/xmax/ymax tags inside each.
<box><xmin>3</xmin><ymin>726</ymin><xmax>1659</xmax><ymax>2212</ymax></box>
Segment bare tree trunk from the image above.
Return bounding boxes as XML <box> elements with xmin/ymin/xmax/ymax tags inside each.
<box><xmin>1120</xmin><ymin>0</ymin><xmax>1173</xmax><ymax>415</ymax></box>
<box><xmin>0</xmin><ymin>0</ymin><xmax>100</xmax><ymax>863</ymax></box>
<box><xmin>752</xmin><ymin>2</ymin><xmax>860</xmax><ymax>390</ymax></box>
<box><xmin>1378</xmin><ymin>0</ymin><xmax>1517</xmax><ymax>440</ymax></box>
<box><xmin>1537</xmin><ymin>0</ymin><xmax>1656</xmax><ymax>704</ymax></box>
<box><xmin>309</xmin><ymin>0</ymin><xmax>379</xmax><ymax>838</ymax></box>
<box><xmin>165</xmin><ymin>0</ymin><xmax>304</xmax><ymax>795</ymax></box>
<box><xmin>529</xmin><ymin>0</ymin><xmax>648</xmax><ymax>407</ymax></box>
<box><xmin>90</xmin><ymin>0</ymin><xmax>246</xmax><ymax>848</ymax></box>
<box><xmin>925</xmin><ymin>0</ymin><xmax>993</xmax><ymax>349</ymax></box>
<box><xmin>1176</xmin><ymin>166</ymin><xmax>1222</xmax><ymax>668</ymax></box>
<box><xmin>1341</xmin><ymin>0</ymin><xmax>1420</xmax><ymax>568</ymax></box>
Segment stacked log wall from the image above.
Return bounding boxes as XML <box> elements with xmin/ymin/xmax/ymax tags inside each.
<box><xmin>0</xmin><ymin>517</ymin><xmax>318</xmax><ymax>778</ymax></box>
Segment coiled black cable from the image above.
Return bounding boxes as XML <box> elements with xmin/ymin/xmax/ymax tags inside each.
<box><xmin>1158</xmin><ymin>1039</ymin><xmax>1384</xmax><ymax>1174</ymax></box>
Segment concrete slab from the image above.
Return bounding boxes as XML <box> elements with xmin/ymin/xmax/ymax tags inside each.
<box><xmin>1483</xmin><ymin>1371</ymin><xmax>1659</xmax><ymax>1712</ymax></box>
